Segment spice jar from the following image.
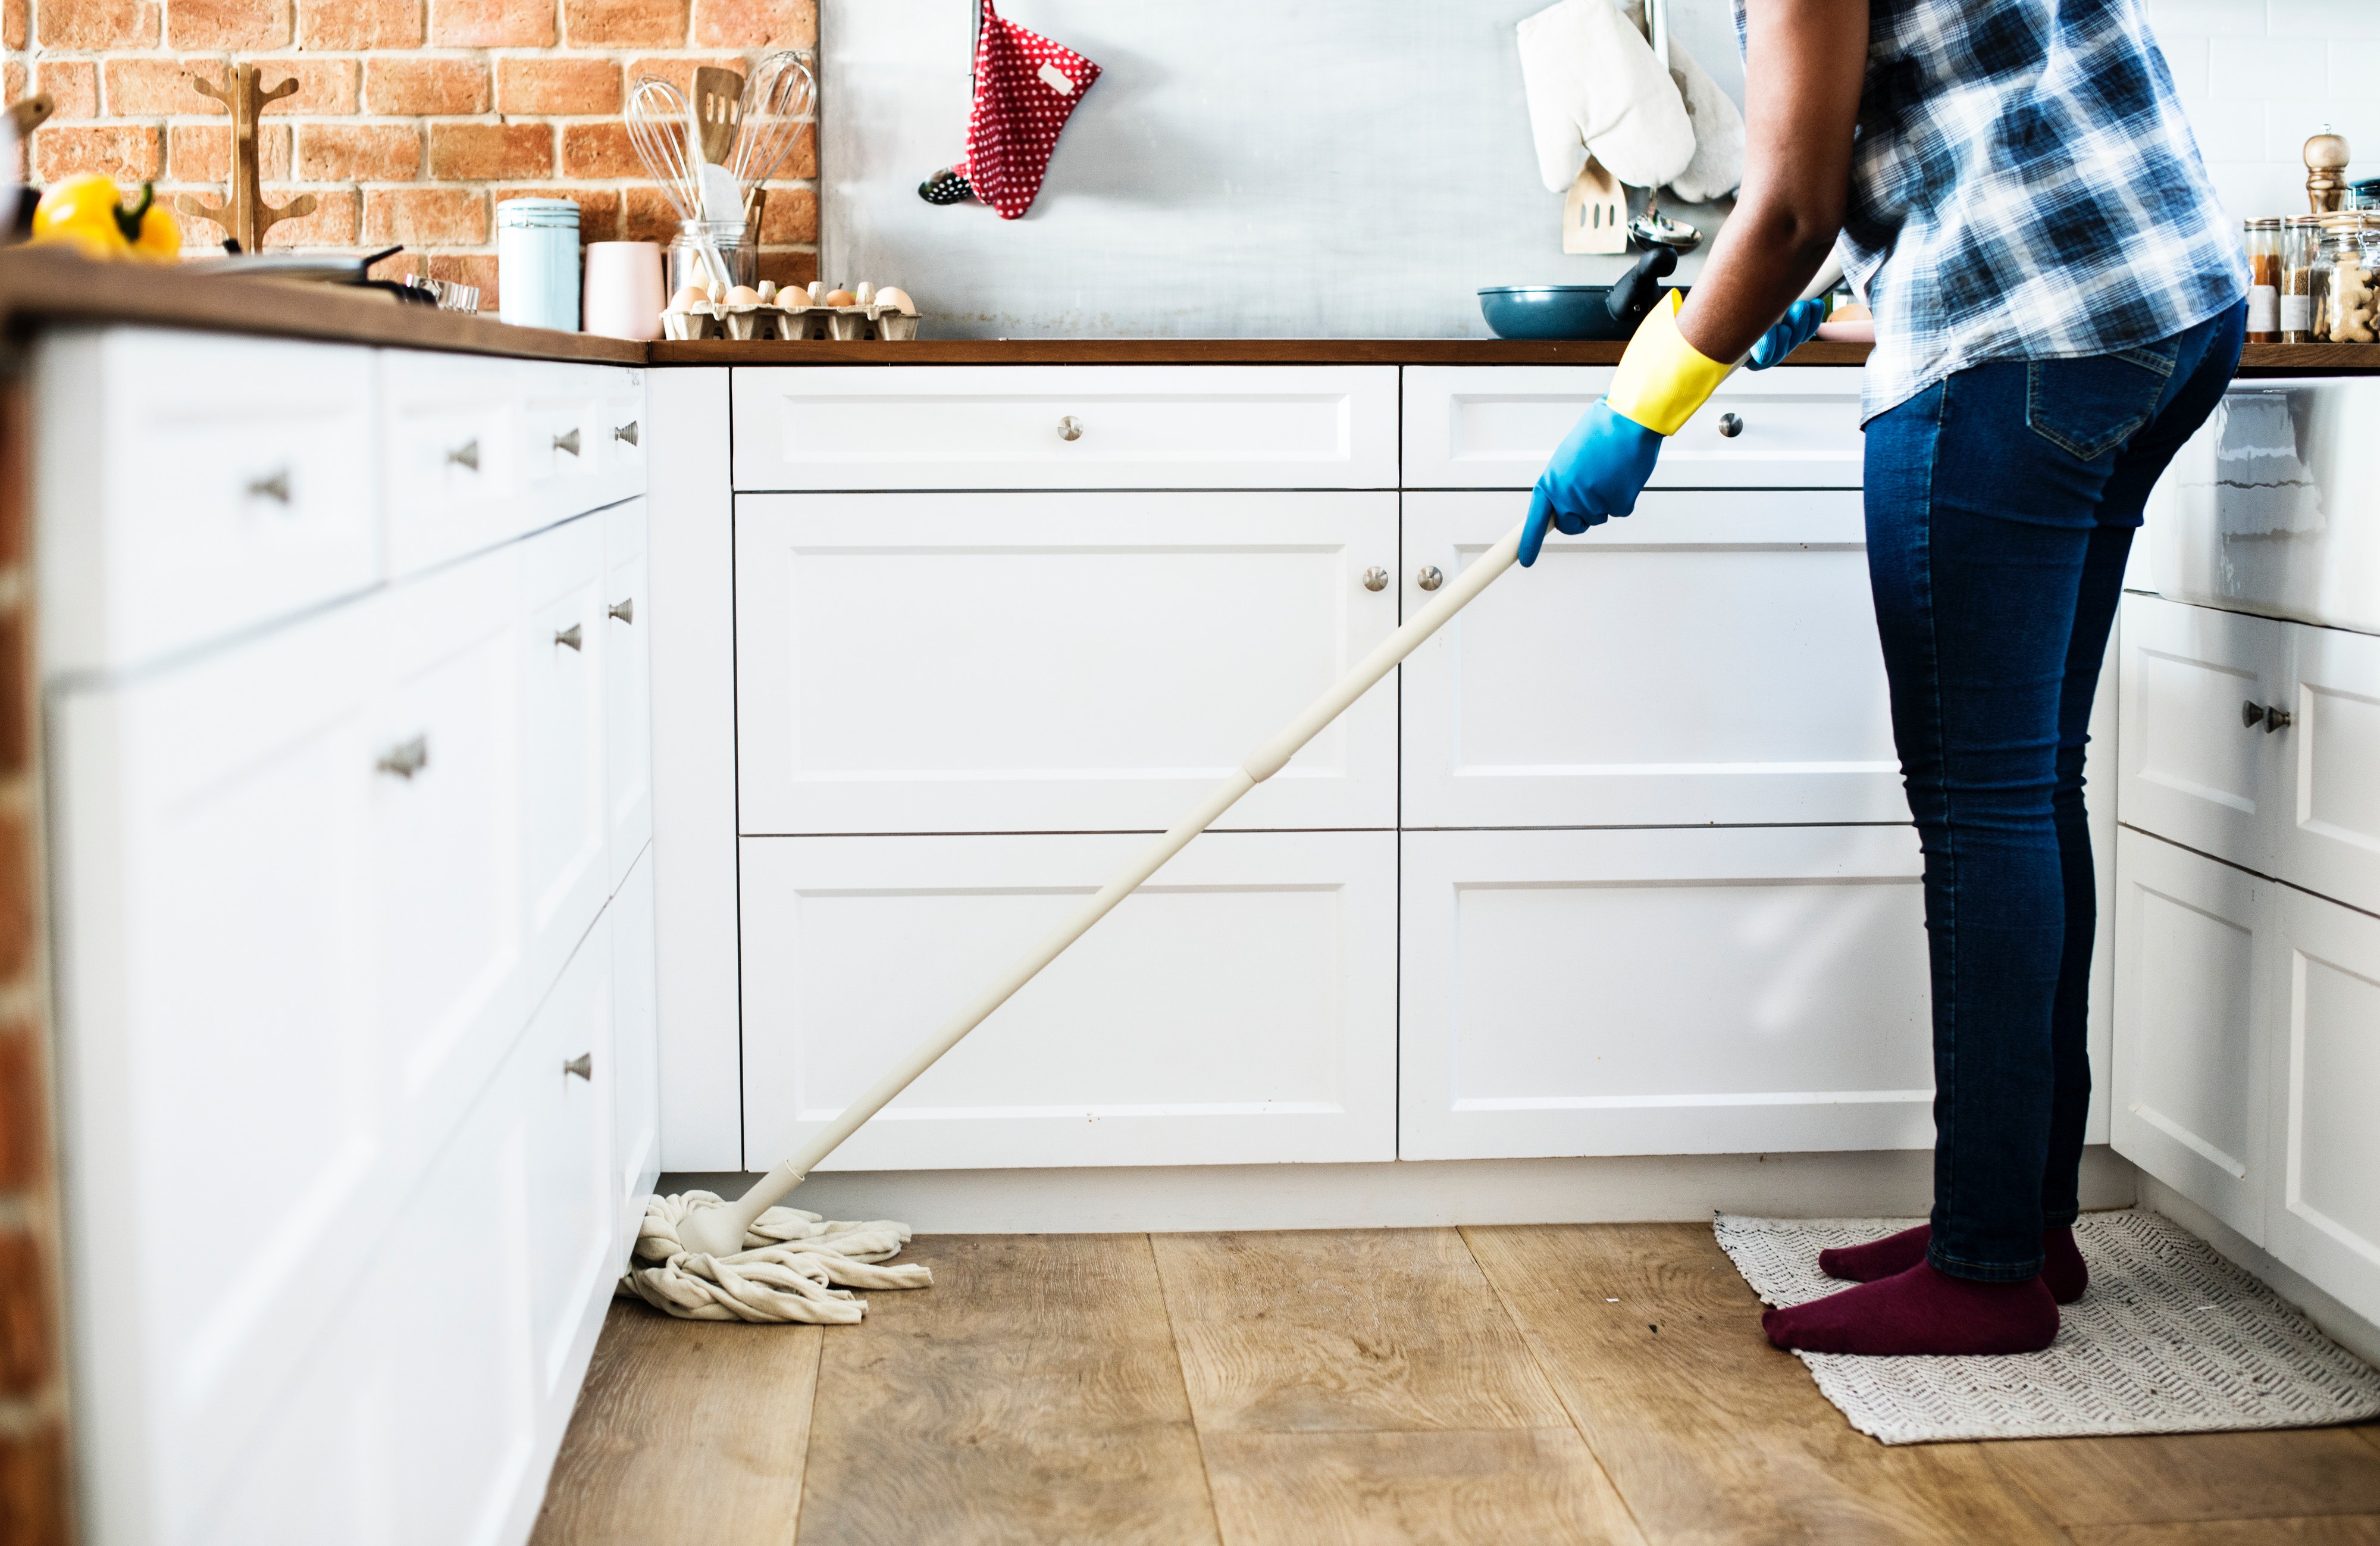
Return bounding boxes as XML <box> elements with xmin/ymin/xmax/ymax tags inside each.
<box><xmin>2282</xmin><ymin>215</ymin><xmax>2323</xmax><ymax>342</ymax></box>
<box><xmin>2246</xmin><ymin>218</ymin><xmax>2281</xmax><ymax>342</ymax></box>
<box><xmin>2314</xmin><ymin>215</ymin><xmax>2377</xmax><ymax>344</ymax></box>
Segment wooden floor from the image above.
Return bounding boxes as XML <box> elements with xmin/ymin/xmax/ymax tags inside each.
<box><xmin>531</xmin><ymin>1224</ymin><xmax>2380</xmax><ymax>1545</ymax></box>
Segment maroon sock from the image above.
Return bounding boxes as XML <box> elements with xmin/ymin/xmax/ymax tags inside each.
<box><xmin>1818</xmin><ymin>1224</ymin><xmax>2088</xmax><ymax>1304</ymax></box>
<box><xmin>1763</xmin><ymin>1262</ymin><xmax>2059</xmax><ymax>1355</ymax></box>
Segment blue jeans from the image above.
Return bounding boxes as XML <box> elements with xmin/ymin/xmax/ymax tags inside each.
<box><xmin>1864</xmin><ymin>303</ymin><xmax>2244</xmax><ymax>1282</ymax></box>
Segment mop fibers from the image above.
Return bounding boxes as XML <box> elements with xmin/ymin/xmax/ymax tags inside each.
<box><xmin>616</xmin><ymin>1191</ymin><xmax>932</xmax><ymax>1323</ymax></box>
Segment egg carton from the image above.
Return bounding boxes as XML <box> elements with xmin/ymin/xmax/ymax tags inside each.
<box><xmin>660</xmin><ymin>280</ymin><xmax>923</xmax><ymax>343</ymax></box>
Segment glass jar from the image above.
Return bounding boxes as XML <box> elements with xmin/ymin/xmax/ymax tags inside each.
<box><xmin>2281</xmin><ymin>214</ymin><xmax>2323</xmax><ymax>342</ymax></box>
<box><xmin>667</xmin><ymin>220</ymin><xmax>756</xmax><ymax>296</ymax></box>
<box><xmin>494</xmin><ymin>198</ymin><xmax>581</xmax><ymax>332</ymax></box>
<box><xmin>2313</xmin><ymin>215</ymin><xmax>2377</xmax><ymax>344</ymax></box>
<box><xmin>2245</xmin><ymin>217</ymin><xmax>2281</xmax><ymax>342</ymax></box>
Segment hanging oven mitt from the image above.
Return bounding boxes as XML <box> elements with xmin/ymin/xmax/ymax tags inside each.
<box><xmin>954</xmin><ymin>0</ymin><xmax>1101</xmax><ymax>220</ymax></box>
<box><xmin>1516</xmin><ymin>0</ymin><xmax>1693</xmax><ymax>196</ymax></box>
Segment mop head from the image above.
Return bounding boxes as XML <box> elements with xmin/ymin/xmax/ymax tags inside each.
<box><xmin>615</xmin><ymin>1190</ymin><xmax>934</xmax><ymax>1323</ymax></box>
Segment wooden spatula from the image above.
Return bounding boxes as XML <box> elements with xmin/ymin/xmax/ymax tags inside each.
<box><xmin>1563</xmin><ymin>157</ymin><xmax>1627</xmax><ymax>255</ymax></box>
<box><xmin>691</xmin><ymin>67</ymin><xmax>746</xmax><ymax>166</ymax></box>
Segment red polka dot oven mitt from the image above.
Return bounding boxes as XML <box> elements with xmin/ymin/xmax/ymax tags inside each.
<box><xmin>947</xmin><ymin>0</ymin><xmax>1101</xmax><ymax>220</ymax></box>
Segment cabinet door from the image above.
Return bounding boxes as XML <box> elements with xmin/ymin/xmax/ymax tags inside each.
<box><xmin>611</xmin><ymin>849</ymin><xmax>662</xmax><ymax>1247</ymax></box>
<box><xmin>1398</xmin><ymin>825</ymin><xmax>1933</xmax><ymax>1160</ymax></box>
<box><xmin>519</xmin><ymin>515</ymin><xmax>609</xmax><ymax>997</ymax></box>
<box><xmin>1401</xmin><ymin>490</ymin><xmax>1903</xmax><ymax>828</ymax></box>
<box><xmin>526</xmin><ymin>924</ymin><xmax>617</xmax><ymax>1406</ymax></box>
<box><xmin>2118</xmin><ymin>593</ymin><xmax>2286</xmax><ymax>874</ymax></box>
<box><xmin>2275</xmin><ymin>620</ymin><xmax>2380</xmax><ymax>916</ymax></box>
<box><xmin>603</xmin><ymin>498</ymin><xmax>652</xmax><ymax>889</ymax></box>
<box><xmin>380</xmin><ymin>348</ymin><xmax>528</xmax><ymax>580</ymax></box>
<box><xmin>2111</xmin><ymin>828</ymin><xmax>2273</xmax><ymax>1243</ymax></box>
<box><xmin>2264</xmin><ymin>884</ymin><xmax>2380</xmax><ymax>1328</ymax></box>
<box><xmin>738</xmin><ymin>830</ymin><xmax>1396</xmax><ymax>1171</ymax></box>
<box><xmin>735</xmin><ymin>492</ymin><xmax>1399</xmax><ymax>834</ymax></box>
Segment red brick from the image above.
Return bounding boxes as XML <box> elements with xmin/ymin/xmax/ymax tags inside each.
<box><xmin>31</xmin><ymin>61</ymin><xmax>96</xmax><ymax>119</ymax></box>
<box><xmin>422</xmin><ymin>251</ymin><xmax>499</xmax><ymax>311</ymax></box>
<box><xmin>35</xmin><ymin>0</ymin><xmax>158</xmax><ymax>46</ymax></box>
<box><xmin>557</xmin><ymin>120</ymin><xmax>641</xmax><ymax>178</ymax></box>
<box><xmin>428</xmin><ymin>0</ymin><xmax>552</xmax><ymax>46</ymax></box>
<box><xmin>256</xmin><ymin>186</ymin><xmax>359</xmax><ymax>245</ymax></box>
<box><xmin>0</xmin><ymin>386</ymin><xmax>23</xmax><ymax>571</ymax></box>
<box><xmin>621</xmin><ymin>52</ymin><xmax>740</xmax><ymax>93</ymax></box>
<box><xmin>0</xmin><ymin>809</ymin><xmax>29</xmax><ymax>985</ymax></box>
<box><xmin>252</xmin><ymin>57</ymin><xmax>362</xmax><ymax>114</ymax></box>
<box><xmin>0</xmin><ymin>1028</ymin><xmax>43</xmax><ymax>1193</ymax></box>
<box><xmin>362</xmin><ymin>56</ymin><xmax>487</xmax><ymax>115</ymax></box>
<box><xmin>165</xmin><ymin>121</ymin><xmax>292</xmax><ymax>183</ymax></box>
<box><xmin>167</xmin><ymin>0</ymin><xmax>291</xmax><ymax>48</ymax></box>
<box><xmin>494</xmin><ymin>55</ymin><xmax>619</xmax><ymax>114</ymax></box>
<box><xmin>427</xmin><ymin>121</ymin><xmax>551</xmax><ymax>179</ymax></box>
<box><xmin>33</xmin><ymin>124</ymin><xmax>162</xmax><ymax>183</ymax></box>
<box><xmin>494</xmin><ymin>184</ymin><xmax>618</xmax><ymax>241</ymax></box>
<box><xmin>361</xmin><ymin>186</ymin><xmax>484</xmax><ymax>246</ymax></box>
<box><xmin>2</xmin><ymin>0</ymin><xmax>24</xmax><ymax>49</ymax></box>
<box><xmin>102</xmin><ymin>58</ymin><xmax>219</xmax><ymax>115</ymax></box>
<box><xmin>691</xmin><ymin>0</ymin><xmax>808</xmax><ymax>48</ymax></box>
<box><xmin>3</xmin><ymin>64</ymin><xmax>21</xmax><ymax>109</ymax></box>
<box><xmin>562</xmin><ymin>0</ymin><xmax>679</xmax><ymax>46</ymax></box>
<box><xmin>755</xmin><ymin>249</ymin><xmax>816</xmax><ymax>292</ymax></box>
<box><xmin>0</xmin><ymin>1228</ymin><xmax>51</xmax><ymax>1398</ymax></box>
<box><xmin>295</xmin><ymin>123</ymin><xmax>420</xmax><ymax>182</ymax></box>
<box><xmin>0</xmin><ymin>1421</ymin><xmax>70</xmax><ymax>1546</ymax></box>
<box><xmin>298</xmin><ymin>0</ymin><xmax>419</xmax><ymax>48</ymax></box>
<box><xmin>621</xmin><ymin>183</ymin><xmax>681</xmax><ymax>245</ymax></box>
<box><xmin>0</xmin><ymin>612</ymin><xmax>26</xmax><ymax>780</ymax></box>
<box><xmin>756</xmin><ymin>181</ymin><xmax>816</xmax><ymax>244</ymax></box>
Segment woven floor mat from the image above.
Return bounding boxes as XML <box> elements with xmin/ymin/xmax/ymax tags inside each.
<box><xmin>1714</xmin><ymin>1209</ymin><xmax>2380</xmax><ymax>1444</ymax></box>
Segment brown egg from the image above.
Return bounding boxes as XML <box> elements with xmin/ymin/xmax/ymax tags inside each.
<box><xmin>823</xmin><ymin>289</ymin><xmax>859</xmax><ymax>307</ymax></box>
<box><xmin>875</xmin><ymin>286</ymin><xmax>917</xmax><ymax>315</ymax></box>
<box><xmin>725</xmin><ymin>285</ymin><xmax>763</xmax><ymax>305</ymax></box>
<box><xmin>670</xmin><ymin>284</ymin><xmax>709</xmax><ymax>310</ymax></box>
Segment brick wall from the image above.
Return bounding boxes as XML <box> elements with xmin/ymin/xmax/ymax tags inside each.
<box><xmin>3</xmin><ymin>0</ymin><xmax>821</xmax><ymax>311</ymax></box>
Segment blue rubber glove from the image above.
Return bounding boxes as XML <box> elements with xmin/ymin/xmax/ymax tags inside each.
<box><xmin>1746</xmin><ymin>298</ymin><xmax>1829</xmax><ymax>370</ymax></box>
<box><xmin>1518</xmin><ymin>401</ymin><xmax>1664</xmax><ymax>567</ymax></box>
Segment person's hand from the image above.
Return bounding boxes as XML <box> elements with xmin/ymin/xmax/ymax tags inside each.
<box><xmin>1520</xmin><ymin>402</ymin><xmax>1664</xmax><ymax>565</ymax></box>
<box><xmin>1746</xmin><ymin>298</ymin><xmax>1829</xmax><ymax>370</ymax></box>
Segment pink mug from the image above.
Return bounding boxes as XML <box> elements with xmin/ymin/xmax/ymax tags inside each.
<box><xmin>583</xmin><ymin>241</ymin><xmax>665</xmax><ymax>340</ymax></box>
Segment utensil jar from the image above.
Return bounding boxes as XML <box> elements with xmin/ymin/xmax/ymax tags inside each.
<box><xmin>668</xmin><ymin>220</ymin><xmax>755</xmax><ymax>295</ymax></box>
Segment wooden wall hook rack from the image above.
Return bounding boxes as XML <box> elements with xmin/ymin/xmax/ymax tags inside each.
<box><xmin>176</xmin><ymin>63</ymin><xmax>318</xmax><ymax>254</ymax></box>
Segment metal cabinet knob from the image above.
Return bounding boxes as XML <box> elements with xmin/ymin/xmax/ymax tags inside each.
<box><xmin>247</xmin><ymin>470</ymin><xmax>292</xmax><ymax>503</ymax></box>
<box><xmin>1416</xmin><ymin>565</ymin><xmax>1445</xmax><ymax>592</ymax></box>
<box><xmin>1361</xmin><ymin>567</ymin><xmax>1389</xmax><ymax>592</ymax></box>
<box><xmin>609</xmin><ymin>598</ymin><xmax>635</xmax><ymax>624</ymax></box>
<box><xmin>1718</xmin><ymin>413</ymin><xmax>1743</xmax><ymax>438</ymax></box>
<box><xmin>2241</xmin><ymin>699</ymin><xmax>2293</xmax><ymax>733</ymax></box>
<box><xmin>375</xmin><ymin>735</ymin><xmax>428</xmax><ymax>780</ymax></box>
<box><xmin>553</xmin><ymin>428</ymin><xmax>582</xmax><ymax>457</ymax></box>
<box><xmin>447</xmin><ymin>440</ymin><xmax>480</xmax><ymax>471</ymax></box>
<box><xmin>554</xmin><ymin>623</ymin><xmax>583</xmax><ymax>651</ymax></box>
<box><xmin>563</xmin><ymin>1053</ymin><xmax>593</xmax><ymax>1081</ymax></box>
<box><xmin>614</xmin><ymin>421</ymin><xmax>640</xmax><ymax>447</ymax></box>
<box><xmin>1057</xmin><ymin>415</ymin><xmax>1084</xmax><ymax>442</ymax></box>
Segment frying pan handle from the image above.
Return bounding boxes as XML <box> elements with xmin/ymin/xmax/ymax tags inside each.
<box><xmin>1605</xmin><ymin>244</ymin><xmax>1680</xmax><ymax>328</ymax></box>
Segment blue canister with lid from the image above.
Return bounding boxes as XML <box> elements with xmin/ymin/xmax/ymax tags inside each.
<box><xmin>497</xmin><ymin>198</ymin><xmax>581</xmax><ymax>331</ymax></box>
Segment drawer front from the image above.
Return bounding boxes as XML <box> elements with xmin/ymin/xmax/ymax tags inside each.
<box><xmin>1401</xmin><ymin>365</ymin><xmax>1866</xmax><ymax>489</ymax></box>
<box><xmin>738</xmin><ymin>830</ymin><xmax>1396</xmax><ymax>1171</ymax></box>
<box><xmin>603</xmin><ymin>531</ymin><xmax>652</xmax><ymax>887</ymax></box>
<box><xmin>2276</xmin><ymin>620</ymin><xmax>2380</xmax><ymax>916</ymax></box>
<box><xmin>519</xmin><ymin>515</ymin><xmax>609</xmax><ymax>997</ymax></box>
<box><xmin>381</xmin><ymin>348</ymin><xmax>530</xmax><ymax>578</ymax></box>
<box><xmin>603</xmin><ymin>378</ymin><xmax>649</xmax><ymax>494</ymax></box>
<box><xmin>1401</xmin><ymin>489</ymin><xmax>1904</xmax><ymax>828</ymax></box>
<box><xmin>734</xmin><ymin>491</ymin><xmax>1400</xmax><ymax>834</ymax></box>
<box><xmin>2265</xmin><ymin>883</ymin><xmax>2380</xmax><ymax>1328</ymax></box>
<box><xmin>2111</xmin><ymin>828</ymin><xmax>2273</xmax><ymax>1244</ymax></box>
<box><xmin>524</xmin><ymin>923</ymin><xmax>615</xmax><ymax>1400</ymax></box>
<box><xmin>1398</xmin><ymin>825</ymin><xmax>1933</xmax><ymax>1161</ymax></box>
<box><xmin>731</xmin><ymin>365</ymin><xmax>1399</xmax><ymax>490</ymax></box>
<box><xmin>41</xmin><ymin>328</ymin><xmax>379</xmax><ymax>674</ymax></box>
<box><xmin>2118</xmin><ymin>593</ymin><xmax>2286</xmax><ymax>874</ymax></box>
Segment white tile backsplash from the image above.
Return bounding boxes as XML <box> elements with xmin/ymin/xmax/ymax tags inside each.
<box><xmin>2149</xmin><ymin>0</ymin><xmax>2378</xmax><ymax>224</ymax></box>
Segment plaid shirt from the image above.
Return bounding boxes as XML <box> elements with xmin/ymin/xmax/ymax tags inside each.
<box><xmin>1742</xmin><ymin>0</ymin><xmax>2246</xmax><ymax>421</ymax></box>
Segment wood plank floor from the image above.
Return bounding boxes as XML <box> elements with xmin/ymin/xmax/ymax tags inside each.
<box><xmin>532</xmin><ymin>1224</ymin><xmax>2380</xmax><ymax>1546</ymax></box>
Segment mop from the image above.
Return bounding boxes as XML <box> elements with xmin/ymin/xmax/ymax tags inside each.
<box><xmin>616</xmin><ymin>521</ymin><xmax>1533</xmax><ymax>1322</ymax></box>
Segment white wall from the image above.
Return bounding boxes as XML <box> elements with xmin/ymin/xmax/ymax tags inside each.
<box><xmin>2147</xmin><ymin>0</ymin><xmax>2377</xmax><ymax>222</ymax></box>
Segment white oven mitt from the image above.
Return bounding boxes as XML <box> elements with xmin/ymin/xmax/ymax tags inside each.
<box><xmin>1517</xmin><ymin>0</ymin><xmax>1694</xmax><ymax>194</ymax></box>
<box><xmin>1661</xmin><ymin>35</ymin><xmax>1745</xmax><ymax>202</ymax></box>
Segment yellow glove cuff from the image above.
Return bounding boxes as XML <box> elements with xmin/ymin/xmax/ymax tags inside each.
<box><xmin>1604</xmin><ymin>289</ymin><xmax>1733</xmax><ymax>437</ymax></box>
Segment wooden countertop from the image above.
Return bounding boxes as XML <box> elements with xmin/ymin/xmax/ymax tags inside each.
<box><xmin>1</xmin><ymin>249</ymin><xmax>2374</xmax><ymax>374</ymax></box>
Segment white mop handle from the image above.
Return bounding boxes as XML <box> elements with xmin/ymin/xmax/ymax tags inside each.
<box><xmin>718</xmin><ymin>522</ymin><xmax>1527</xmax><ymax>1235</ymax></box>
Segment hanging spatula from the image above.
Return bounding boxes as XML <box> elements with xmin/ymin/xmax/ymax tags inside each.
<box><xmin>1563</xmin><ymin>157</ymin><xmax>1627</xmax><ymax>255</ymax></box>
<box><xmin>691</xmin><ymin>67</ymin><xmax>746</xmax><ymax>165</ymax></box>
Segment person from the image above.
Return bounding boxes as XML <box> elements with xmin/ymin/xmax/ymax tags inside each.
<box><xmin>1527</xmin><ymin>0</ymin><xmax>2247</xmax><ymax>1356</ymax></box>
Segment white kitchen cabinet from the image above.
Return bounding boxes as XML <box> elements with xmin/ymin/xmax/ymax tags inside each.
<box><xmin>734</xmin><ymin>491</ymin><xmax>1400</xmax><ymax>834</ymax></box>
<box><xmin>2265</xmin><ymin>882</ymin><xmax>2380</xmax><ymax>1327</ymax></box>
<box><xmin>1398</xmin><ymin>824</ymin><xmax>1933</xmax><ymax>1161</ymax></box>
<box><xmin>519</xmin><ymin>514</ymin><xmax>610</xmax><ymax>997</ymax></box>
<box><xmin>2118</xmin><ymin>592</ymin><xmax>2288</xmax><ymax>875</ymax></box>
<box><xmin>737</xmin><ymin>829</ymin><xmax>1396</xmax><ymax>1172</ymax></box>
<box><xmin>2110</xmin><ymin>827</ymin><xmax>2274</xmax><ymax>1243</ymax></box>
<box><xmin>1400</xmin><ymin>365</ymin><xmax>1865</xmax><ymax>490</ymax></box>
<box><xmin>731</xmin><ymin>365</ymin><xmax>1399</xmax><ymax>491</ymax></box>
<box><xmin>1399</xmin><ymin>489</ymin><xmax>1903</xmax><ymax>829</ymax></box>
<box><xmin>380</xmin><ymin>348</ymin><xmax>529</xmax><ymax>580</ymax></box>
<box><xmin>610</xmin><ymin>849</ymin><xmax>662</xmax><ymax>1249</ymax></box>
<box><xmin>524</xmin><ymin>922</ymin><xmax>616</xmax><ymax>1402</ymax></box>
<box><xmin>2274</xmin><ymin>621</ymin><xmax>2380</xmax><ymax>918</ymax></box>
<box><xmin>603</xmin><ymin>497</ymin><xmax>652</xmax><ymax>888</ymax></box>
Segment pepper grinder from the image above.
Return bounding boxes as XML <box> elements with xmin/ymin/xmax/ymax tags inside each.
<box><xmin>2306</xmin><ymin>124</ymin><xmax>2351</xmax><ymax>214</ymax></box>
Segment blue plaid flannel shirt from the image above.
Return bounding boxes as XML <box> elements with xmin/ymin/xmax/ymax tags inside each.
<box><xmin>1741</xmin><ymin>0</ymin><xmax>2247</xmax><ymax>421</ymax></box>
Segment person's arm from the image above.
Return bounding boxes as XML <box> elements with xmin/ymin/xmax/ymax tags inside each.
<box><xmin>1673</xmin><ymin>0</ymin><xmax>1869</xmax><ymax>364</ymax></box>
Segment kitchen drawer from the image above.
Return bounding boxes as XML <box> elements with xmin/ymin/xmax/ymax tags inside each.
<box><xmin>2264</xmin><ymin>882</ymin><xmax>2380</xmax><ymax>1328</ymax></box>
<box><xmin>604</xmin><ymin>375</ymin><xmax>649</xmax><ymax>493</ymax></box>
<box><xmin>519</xmin><ymin>515</ymin><xmax>609</xmax><ymax>998</ymax></box>
<box><xmin>524</xmin><ymin>920</ymin><xmax>616</xmax><ymax>1400</ymax></box>
<box><xmin>738</xmin><ymin>829</ymin><xmax>1396</xmax><ymax>1171</ymax></box>
<box><xmin>1398</xmin><ymin>825</ymin><xmax>1933</xmax><ymax>1161</ymax></box>
<box><xmin>2274</xmin><ymin>620</ymin><xmax>2380</xmax><ymax>917</ymax></box>
<box><xmin>734</xmin><ymin>491</ymin><xmax>1399</xmax><ymax>834</ymax></box>
<box><xmin>2111</xmin><ymin>827</ymin><xmax>2274</xmax><ymax>1244</ymax></box>
<box><xmin>731</xmin><ymin>365</ymin><xmax>1399</xmax><ymax>490</ymax></box>
<box><xmin>2118</xmin><ymin>593</ymin><xmax>2287</xmax><ymax>875</ymax></box>
<box><xmin>1400</xmin><ymin>489</ymin><xmax>1903</xmax><ymax>828</ymax></box>
<box><xmin>381</xmin><ymin>348</ymin><xmax>529</xmax><ymax>578</ymax></box>
<box><xmin>603</xmin><ymin>498</ymin><xmax>652</xmax><ymax>887</ymax></box>
<box><xmin>36</xmin><ymin>327</ymin><xmax>378</xmax><ymax>675</ymax></box>
<box><xmin>1401</xmin><ymin>365</ymin><xmax>1865</xmax><ymax>489</ymax></box>
<box><xmin>518</xmin><ymin>362</ymin><xmax>643</xmax><ymax>527</ymax></box>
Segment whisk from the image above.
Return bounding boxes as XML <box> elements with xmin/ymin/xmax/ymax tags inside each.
<box><xmin>729</xmin><ymin>51</ymin><xmax>816</xmax><ymax>194</ymax></box>
<box><xmin>626</xmin><ymin>75</ymin><xmax>733</xmax><ymax>292</ymax></box>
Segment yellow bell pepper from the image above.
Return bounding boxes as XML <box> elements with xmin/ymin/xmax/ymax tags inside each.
<box><xmin>30</xmin><ymin>177</ymin><xmax>180</xmax><ymax>263</ymax></box>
